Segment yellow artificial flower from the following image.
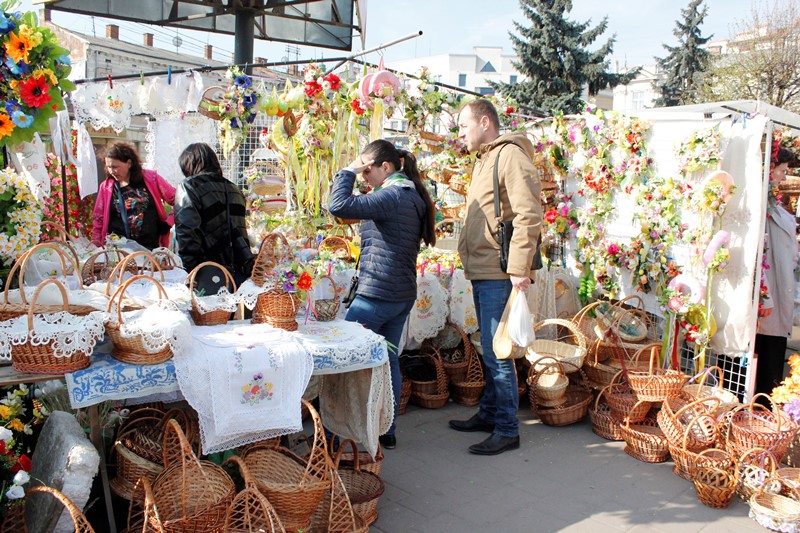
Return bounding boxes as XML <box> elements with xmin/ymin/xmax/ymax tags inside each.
<box><xmin>34</xmin><ymin>68</ymin><xmax>57</xmax><ymax>86</ymax></box>
<box><xmin>0</xmin><ymin>405</ymin><xmax>11</xmax><ymax>419</ymax></box>
<box><xmin>0</xmin><ymin>112</ymin><xmax>14</xmax><ymax>140</ymax></box>
<box><xmin>5</xmin><ymin>30</ymin><xmax>34</xmax><ymax>63</ymax></box>
<box><xmin>8</xmin><ymin>418</ymin><xmax>24</xmax><ymax>432</ymax></box>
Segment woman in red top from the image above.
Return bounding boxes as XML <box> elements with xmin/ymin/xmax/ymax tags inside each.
<box><xmin>92</xmin><ymin>142</ymin><xmax>176</xmax><ymax>249</ymax></box>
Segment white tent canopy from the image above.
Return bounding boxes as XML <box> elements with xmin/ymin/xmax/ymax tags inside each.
<box><xmin>638</xmin><ymin>99</ymin><xmax>800</xmax><ymax>132</ymax></box>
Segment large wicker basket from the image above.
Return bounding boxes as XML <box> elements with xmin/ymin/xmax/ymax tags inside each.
<box><xmin>657</xmin><ymin>395</ymin><xmax>720</xmax><ymax>452</ymax></box>
<box><xmin>621</xmin><ymin>410</ymin><xmax>670</xmax><ymax>463</ymax></box>
<box><xmin>146</xmin><ymin>419</ymin><xmax>235</xmax><ymax>533</ymax></box>
<box><xmin>409</xmin><ymin>349</ymin><xmax>450</xmax><ymax>409</ymax></box>
<box><xmin>530</xmin><ymin>363</ymin><xmax>593</xmax><ymax>426</ymax></box>
<box><xmin>81</xmin><ymin>248</ymin><xmax>131</xmax><ymax>286</ymax></box>
<box><xmin>187</xmin><ymin>262</ymin><xmax>237</xmax><ymax>326</ymax></box>
<box><xmin>668</xmin><ymin>421</ymin><xmax>734</xmax><ymax>481</ymax></box>
<box><xmin>242</xmin><ymin>399</ymin><xmax>331</xmax><ymax>533</ymax></box>
<box><xmin>682</xmin><ymin>365</ymin><xmax>740</xmax><ymax>417</ymax></box>
<box><xmin>335</xmin><ymin>439</ymin><xmax>385</xmax><ymax>526</ymax></box>
<box><xmin>10</xmin><ymin>278</ymin><xmax>94</xmax><ymax>374</ymax></box>
<box><xmin>105</xmin><ymin>275</ymin><xmax>174</xmax><ymax>365</ymax></box>
<box><xmin>749</xmin><ymin>477</ymin><xmax>800</xmax><ymax>530</ymax></box>
<box><xmin>604</xmin><ymin>371</ymin><xmax>651</xmax><ymax>423</ymax></box>
<box><xmin>527</xmin><ymin>318</ymin><xmax>588</xmax><ymax>372</ymax></box>
<box><xmin>590</xmin><ymin>385</ymin><xmax>624</xmax><ymax>441</ymax></box>
<box><xmin>624</xmin><ymin>345</ymin><xmax>686</xmax><ymax>402</ymax></box>
<box><xmin>728</xmin><ymin>394</ymin><xmax>797</xmax><ymax>463</ymax></box>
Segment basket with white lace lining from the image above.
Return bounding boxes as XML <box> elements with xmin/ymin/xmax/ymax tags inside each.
<box><xmin>186</xmin><ymin>262</ymin><xmax>238</xmax><ymax>326</ymax></box>
<box><xmin>0</xmin><ymin>278</ymin><xmax>105</xmax><ymax>374</ymax></box>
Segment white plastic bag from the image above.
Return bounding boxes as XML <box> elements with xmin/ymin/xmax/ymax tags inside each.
<box><xmin>508</xmin><ymin>288</ymin><xmax>536</xmax><ymax>347</ymax></box>
<box><xmin>493</xmin><ymin>288</ymin><xmax>533</xmax><ymax>360</ymax></box>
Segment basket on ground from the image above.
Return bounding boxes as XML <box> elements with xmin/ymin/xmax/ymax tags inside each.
<box><xmin>222</xmin><ymin>456</ymin><xmax>286</xmax><ymax>533</ymax></box>
<box><xmin>624</xmin><ymin>345</ymin><xmax>686</xmax><ymax>402</ymax></box>
<box><xmin>335</xmin><ymin>439</ymin><xmax>385</xmax><ymax>526</ymax></box>
<box><xmin>604</xmin><ymin>371</ymin><xmax>651</xmax><ymax>423</ymax></box>
<box><xmin>621</xmin><ymin>405</ymin><xmax>670</xmax><ymax>463</ymax></box>
<box><xmin>242</xmin><ymin>399</ymin><xmax>331</xmax><ymax>533</ymax></box>
<box><xmin>657</xmin><ymin>395</ymin><xmax>720</xmax><ymax>452</ymax></box>
<box><xmin>530</xmin><ymin>362</ymin><xmax>593</xmax><ymax>426</ymax></box>
<box><xmin>728</xmin><ymin>394</ymin><xmax>797</xmax><ymax>463</ymax></box>
<box><xmin>668</xmin><ymin>416</ymin><xmax>733</xmax><ymax>481</ymax></box>
<box><xmin>695</xmin><ymin>464</ymin><xmax>737</xmax><ymax>509</ymax></box>
<box><xmin>749</xmin><ymin>477</ymin><xmax>800</xmax><ymax>531</ymax></box>
<box><xmin>527</xmin><ymin>356</ymin><xmax>569</xmax><ymax>408</ymax></box>
<box><xmin>451</xmin><ymin>336</ymin><xmax>485</xmax><ymax>406</ymax></box>
<box><xmin>682</xmin><ymin>365</ymin><xmax>740</xmax><ymax>417</ymax></box>
<box><xmin>590</xmin><ymin>386</ymin><xmax>624</xmax><ymax>441</ymax></box>
<box><xmin>409</xmin><ymin>348</ymin><xmax>449</xmax><ymax>409</ymax></box>
<box><xmin>737</xmin><ymin>447</ymin><xmax>779</xmax><ymax>501</ymax></box>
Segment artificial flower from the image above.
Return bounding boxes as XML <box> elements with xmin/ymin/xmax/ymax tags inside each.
<box><xmin>4</xmin><ymin>29</ymin><xmax>31</xmax><ymax>63</ymax></box>
<box><xmin>234</xmin><ymin>74</ymin><xmax>252</xmax><ymax>88</ymax></box>
<box><xmin>0</xmin><ymin>112</ymin><xmax>13</xmax><ymax>139</ymax></box>
<box><xmin>18</xmin><ymin>74</ymin><xmax>51</xmax><ymax>108</ymax></box>
<box><xmin>10</xmin><ymin>110</ymin><xmax>31</xmax><ymax>127</ymax></box>
<box><xmin>0</xmin><ymin>12</ymin><xmax>15</xmax><ymax>34</ymax></box>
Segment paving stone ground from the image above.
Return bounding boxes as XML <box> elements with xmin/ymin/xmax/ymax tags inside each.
<box><xmin>372</xmin><ymin>401</ymin><xmax>765</xmax><ymax>533</ymax></box>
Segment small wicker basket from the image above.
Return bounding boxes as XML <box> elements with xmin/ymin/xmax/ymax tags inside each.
<box><xmin>694</xmin><ymin>464</ymin><xmax>737</xmax><ymax>509</ymax></box>
<box><xmin>728</xmin><ymin>393</ymin><xmax>797</xmax><ymax>463</ymax></box>
<box><xmin>450</xmin><ymin>337</ymin><xmax>485</xmax><ymax>407</ymax></box>
<box><xmin>334</xmin><ymin>439</ymin><xmax>385</xmax><ymax>526</ymax></box>
<box><xmin>319</xmin><ymin>236</ymin><xmax>352</xmax><ymax>261</ymax></box>
<box><xmin>527</xmin><ymin>318</ymin><xmax>588</xmax><ymax>372</ymax></box>
<box><xmin>682</xmin><ymin>365</ymin><xmax>740</xmax><ymax>417</ymax></box>
<box><xmin>624</xmin><ymin>345</ymin><xmax>686</xmax><ymax>402</ymax></box>
<box><xmin>590</xmin><ymin>386</ymin><xmax>624</xmax><ymax>441</ymax></box>
<box><xmin>657</xmin><ymin>395</ymin><xmax>720</xmax><ymax>452</ymax></box>
<box><xmin>186</xmin><ymin>262</ymin><xmax>237</xmax><ymax>326</ymax></box>
<box><xmin>81</xmin><ymin>248</ymin><xmax>131</xmax><ymax>286</ymax></box>
<box><xmin>312</xmin><ymin>275</ymin><xmax>340</xmax><ymax>322</ymax></box>
<box><xmin>26</xmin><ymin>485</ymin><xmax>96</xmax><ymax>533</ymax></box>
<box><xmin>105</xmin><ymin>275</ymin><xmax>174</xmax><ymax>365</ymax></box>
<box><xmin>530</xmin><ymin>362</ymin><xmax>593</xmax><ymax>426</ymax></box>
<box><xmin>409</xmin><ymin>348</ymin><xmax>450</xmax><ymax>409</ymax></box>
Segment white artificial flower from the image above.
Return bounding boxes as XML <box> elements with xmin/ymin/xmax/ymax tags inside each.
<box><xmin>0</xmin><ymin>427</ymin><xmax>12</xmax><ymax>443</ymax></box>
<box><xmin>12</xmin><ymin>470</ymin><xmax>29</xmax><ymax>485</ymax></box>
<box><xmin>5</xmin><ymin>485</ymin><xmax>24</xmax><ymax>500</ymax></box>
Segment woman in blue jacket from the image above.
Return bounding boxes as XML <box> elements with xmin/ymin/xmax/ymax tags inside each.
<box><xmin>328</xmin><ymin>139</ymin><xmax>436</xmax><ymax>449</ymax></box>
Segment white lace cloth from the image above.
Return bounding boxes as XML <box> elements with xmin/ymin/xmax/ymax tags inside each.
<box><xmin>106</xmin><ymin>300</ymin><xmax>192</xmax><ymax>355</ymax></box>
<box><xmin>99</xmin><ymin>276</ymin><xmax>192</xmax><ymax>311</ymax></box>
<box><xmin>73</xmin><ymin>81</ymin><xmax>135</xmax><ymax>133</ymax></box>
<box><xmin>407</xmin><ymin>274</ymin><xmax>449</xmax><ymax>343</ymax></box>
<box><xmin>5</xmin><ymin>285</ymin><xmax>109</xmax><ymax>311</ymax></box>
<box><xmin>144</xmin><ymin>113</ymin><xmax>218</xmax><ymax>188</ymax></box>
<box><xmin>448</xmin><ymin>270</ymin><xmax>478</xmax><ymax>334</ymax></box>
<box><xmin>193</xmin><ymin>288</ymin><xmax>239</xmax><ymax>314</ymax></box>
<box><xmin>173</xmin><ymin>323</ymin><xmax>313</xmax><ymax>454</ymax></box>
<box><xmin>294</xmin><ymin>320</ymin><xmax>390</xmax><ymax>374</ymax></box>
<box><xmin>0</xmin><ymin>311</ymin><xmax>105</xmax><ymax>360</ymax></box>
<box><xmin>236</xmin><ymin>278</ymin><xmax>281</xmax><ymax>309</ymax></box>
<box><xmin>142</xmin><ymin>73</ymin><xmax>204</xmax><ymax>119</ymax></box>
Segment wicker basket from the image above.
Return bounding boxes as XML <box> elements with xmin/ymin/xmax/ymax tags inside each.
<box><xmin>657</xmin><ymin>395</ymin><xmax>720</xmax><ymax>452</ymax></box>
<box><xmin>695</xmin><ymin>464</ymin><xmax>737</xmax><ymax>509</ymax></box>
<box><xmin>670</xmin><ymin>433</ymin><xmax>735</xmax><ymax>482</ymax></box>
<box><xmin>451</xmin><ymin>337</ymin><xmax>485</xmax><ymax>406</ymax></box>
<box><xmin>251</xmin><ymin>233</ymin><xmax>292</xmax><ymax>288</ymax></box>
<box><xmin>527</xmin><ymin>356</ymin><xmax>569</xmax><ymax>408</ymax></box>
<box><xmin>737</xmin><ymin>447</ymin><xmax>779</xmax><ymax>501</ymax></box>
<box><xmin>187</xmin><ymin>262</ymin><xmax>237</xmax><ymax>326</ymax></box>
<box><xmin>625</xmin><ymin>345</ymin><xmax>687</xmax><ymax>402</ymax></box>
<box><xmin>582</xmin><ymin>339</ymin><xmax>620</xmax><ymax>387</ymax></box>
<box><xmin>311</xmin><ymin>449</ymin><xmax>369</xmax><ymax>533</ymax></box>
<box><xmin>151</xmin><ymin>248</ymin><xmax>179</xmax><ymax>271</ymax></box>
<box><xmin>252</xmin><ymin>289</ymin><xmax>301</xmax><ymax>331</ymax></box>
<box><xmin>530</xmin><ymin>363</ymin><xmax>593</xmax><ymax>426</ymax></box>
<box><xmin>26</xmin><ymin>485</ymin><xmax>96</xmax><ymax>532</ymax></box>
<box><xmin>682</xmin><ymin>365</ymin><xmax>740</xmax><ymax>417</ymax></box>
<box><xmin>105</xmin><ymin>250</ymin><xmax>166</xmax><ymax>288</ymax></box>
<box><xmin>81</xmin><ymin>248</ymin><xmax>131</xmax><ymax>286</ymax></box>
<box><xmin>105</xmin><ymin>275</ymin><xmax>174</xmax><ymax>365</ymax></box>
<box><xmin>410</xmin><ymin>349</ymin><xmax>450</xmax><ymax>409</ymax></box>
<box><xmin>10</xmin><ymin>278</ymin><xmax>93</xmax><ymax>374</ymax></box>
<box><xmin>337</xmin><ymin>441</ymin><xmax>384</xmax><ymax>478</ymax></box>
<box><xmin>440</xmin><ymin>203</ymin><xmax>466</xmax><ymax>219</ymax></box>
<box><xmin>243</xmin><ymin>399</ymin><xmax>331</xmax><ymax>533</ymax></box>
<box><xmin>527</xmin><ymin>318</ymin><xmax>588</xmax><ymax>372</ymax></box>
<box><xmin>604</xmin><ymin>371</ymin><xmax>652</xmax><ymax>423</ymax></box>
<box><xmin>198</xmin><ymin>86</ymin><xmax>226</xmax><ymax>120</ymax></box>
<box><xmin>728</xmin><ymin>394</ymin><xmax>797</xmax><ymax>463</ymax></box>
<box><xmin>222</xmin><ymin>456</ymin><xmax>285</xmax><ymax>533</ymax></box>
<box><xmin>146</xmin><ymin>419</ymin><xmax>235</xmax><ymax>533</ymax></box>
<box><xmin>569</xmin><ymin>302</ymin><xmax>603</xmax><ymax>354</ymax></box>
<box><xmin>749</xmin><ymin>477</ymin><xmax>800</xmax><ymax>530</ymax></box>
<box><xmin>590</xmin><ymin>385</ymin><xmax>624</xmax><ymax>441</ymax></box>
<box><xmin>595</xmin><ymin>296</ymin><xmax>651</xmax><ymax>343</ymax></box>
<box><xmin>319</xmin><ymin>236</ymin><xmax>352</xmax><ymax>261</ymax></box>
<box><xmin>312</xmin><ymin>275</ymin><xmax>340</xmax><ymax>322</ymax></box>
<box><xmin>621</xmin><ymin>410</ymin><xmax>671</xmax><ymax>463</ymax></box>
<box><xmin>398</xmin><ymin>378</ymin><xmax>412</xmax><ymax>415</ymax></box>
<box><xmin>438</xmin><ymin>323</ymin><xmax>473</xmax><ymax>386</ymax></box>
<box><xmin>448</xmin><ymin>176</ymin><xmax>468</xmax><ymax>196</ymax></box>
<box><xmin>335</xmin><ymin>439</ymin><xmax>385</xmax><ymax>526</ymax></box>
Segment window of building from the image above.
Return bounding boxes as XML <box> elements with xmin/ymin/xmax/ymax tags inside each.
<box><xmin>510</xmin><ymin>75</ymin><xmax>517</xmax><ymax>84</ymax></box>
<box><xmin>480</xmin><ymin>61</ymin><xmax>496</xmax><ymax>73</ymax></box>
<box><xmin>631</xmin><ymin>91</ymin><xmax>645</xmax><ymax>111</ymax></box>
<box><xmin>458</xmin><ymin>73</ymin><xmax>467</xmax><ymax>87</ymax></box>
<box><xmin>477</xmin><ymin>87</ymin><xmax>494</xmax><ymax>95</ymax></box>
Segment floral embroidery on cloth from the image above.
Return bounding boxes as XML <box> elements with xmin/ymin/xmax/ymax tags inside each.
<box><xmin>240</xmin><ymin>372</ymin><xmax>274</xmax><ymax>405</ymax></box>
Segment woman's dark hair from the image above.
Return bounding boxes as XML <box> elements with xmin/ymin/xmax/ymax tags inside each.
<box><xmin>105</xmin><ymin>141</ymin><xmax>144</xmax><ymax>186</ymax></box>
<box><xmin>179</xmin><ymin>142</ymin><xmax>223</xmax><ymax>178</ymax></box>
<box><xmin>775</xmin><ymin>146</ymin><xmax>796</xmax><ymax>167</ymax></box>
<box><xmin>363</xmin><ymin>139</ymin><xmax>436</xmax><ymax>246</ymax></box>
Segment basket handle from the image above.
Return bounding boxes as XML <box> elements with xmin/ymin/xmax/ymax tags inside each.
<box><xmin>26</xmin><ymin>278</ymin><xmax>70</xmax><ymax>332</ymax></box>
<box><xmin>738</xmin><ymin>446</ymin><xmax>778</xmax><ymax>475</ymax></box>
<box><xmin>82</xmin><ymin>248</ymin><xmax>128</xmax><ymax>285</ymax></box>
<box><xmin>335</xmin><ymin>438</ymin><xmax>361</xmax><ymax>473</ymax></box>
<box><xmin>687</xmin><ymin>365</ymin><xmax>725</xmax><ymax>391</ymax></box>
<box><xmin>314</xmin><ymin>274</ymin><xmax>339</xmax><ymax>301</ymax></box>
<box><xmin>745</xmin><ymin>393</ymin><xmax>782</xmax><ymax>435</ymax></box>
<box><xmin>426</xmin><ymin>346</ymin><xmax>449</xmax><ymax>395</ymax></box>
<box><xmin>594</xmin><ymin>385</ymin><xmax>612</xmax><ymax>411</ymax></box>
<box><xmin>464</xmin><ymin>337</ymin><xmax>484</xmax><ymax>383</ymax></box>
<box><xmin>526</xmin><ymin>355</ymin><xmax>564</xmax><ymax>385</ymax></box>
<box><xmin>680</xmin><ymin>412</ymin><xmax>716</xmax><ymax>450</ymax></box>
<box><xmin>127</xmin><ymin>477</ymin><xmax>162</xmax><ymax>532</ymax></box>
<box><xmin>106</xmin><ymin>274</ymin><xmax>169</xmax><ymax>324</ymax></box>
<box><xmin>319</xmin><ymin>236</ymin><xmax>352</xmax><ymax>261</ymax></box>
<box><xmin>251</xmin><ymin>232</ymin><xmax>291</xmax><ymax>287</ymax></box>
<box><xmin>224</xmin><ymin>454</ymin><xmax>258</xmax><ymax>489</ymax></box>
<box><xmin>300</xmin><ymin>398</ymin><xmax>331</xmax><ymax>486</ymax></box>
<box><xmin>532</xmin><ymin>318</ymin><xmax>587</xmax><ymax>350</ymax></box>
<box><xmin>612</xmin><ymin>305</ymin><xmax>652</xmax><ymax>341</ymax></box>
<box><xmin>8</xmin><ymin>242</ymin><xmax>82</xmax><ymax>306</ymax></box>
<box><xmin>105</xmin><ymin>251</ymin><xmax>165</xmax><ymax>295</ymax></box>
<box><xmin>672</xmin><ymin>395</ymin><xmax>722</xmax><ymax>422</ymax></box>
<box><xmin>186</xmin><ymin>261</ymin><xmax>238</xmax><ymax>306</ymax></box>
<box><xmin>26</xmin><ymin>485</ymin><xmax>96</xmax><ymax>531</ymax></box>
<box><xmin>572</xmin><ymin>301</ymin><xmax>604</xmax><ymax>331</ymax></box>
<box><xmin>623</xmin><ymin>400</ymin><xmax>649</xmax><ymax>429</ymax></box>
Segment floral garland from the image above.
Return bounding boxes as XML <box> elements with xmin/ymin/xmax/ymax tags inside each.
<box><xmin>675</xmin><ymin>125</ymin><xmax>721</xmax><ymax>174</ymax></box>
<box><xmin>0</xmin><ymin>384</ymin><xmax>39</xmax><ymax>514</ymax></box>
<box><xmin>0</xmin><ymin>2</ymin><xmax>74</xmax><ymax>146</ymax></box>
<box><xmin>0</xmin><ymin>167</ymin><xmax>41</xmax><ymax>267</ymax></box>
<box><xmin>543</xmin><ymin>191</ymin><xmax>579</xmax><ymax>240</ymax></box>
<box><xmin>217</xmin><ymin>66</ymin><xmax>259</xmax><ymax>159</ymax></box>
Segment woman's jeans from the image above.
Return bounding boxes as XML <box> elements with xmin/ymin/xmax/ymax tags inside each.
<box><xmin>346</xmin><ymin>294</ymin><xmax>415</xmax><ymax>436</ymax></box>
<box><xmin>472</xmin><ymin>279</ymin><xmax>519</xmax><ymax>437</ymax></box>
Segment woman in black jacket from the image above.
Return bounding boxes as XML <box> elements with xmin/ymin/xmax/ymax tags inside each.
<box><xmin>328</xmin><ymin>139</ymin><xmax>436</xmax><ymax>448</ymax></box>
<box><xmin>175</xmin><ymin>143</ymin><xmax>254</xmax><ymax>290</ymax></box>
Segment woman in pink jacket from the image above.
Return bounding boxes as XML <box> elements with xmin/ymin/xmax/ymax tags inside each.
<box><xmin>92</xmin><ymin>142</ymin><xmax>176</xmax><ymax>249</ymax></box>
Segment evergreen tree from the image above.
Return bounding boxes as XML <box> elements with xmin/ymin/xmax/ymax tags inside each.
<box><xmin>491</xmin><ymin>0</ymin><xmax>636</xmax><ymax>114</ymax></box>
<box><xmin>653</xmin><ymin>0</ymin><xmax>712</xmax><ymax>107</ymax></box>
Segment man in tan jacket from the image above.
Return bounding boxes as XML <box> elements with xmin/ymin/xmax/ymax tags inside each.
<box><xmin>449</xmin><ymin>99</ymin><xmax>542</xmax><ymax>455</ymax></box>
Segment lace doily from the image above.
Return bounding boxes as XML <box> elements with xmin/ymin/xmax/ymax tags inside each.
<box><xmin>6</xmin><ymin>286</ymin><xmax>109</xmax><ymax>311</ymax></box>
<box><xmin>104</xmin><ymin>278</ymin><xmax>192</xmax><ymax>311</ymax></box>
<box><xmin>193</xmin><ymin>287</ymin><xmax>239</xmax><ymax>314</ymax></box>
<box><xmin>73</xmin><ymin>81</ymin><xmax>134</xmax><ymax>133</ymax></box>
<box><xmin>448</xmin><ymin>270</ymin><xmax>478</xmax><ymax>334</ymax></box>
<box><xmin>107</xmin><ymin>300</ymin><xmax>192</xmax><ymax>355</ymax></box>
<box><xmin>0</xmin><ymin>311</ymin><xmax>105</xmax><ymax>360</ymax></box>
<box><xmin>295</xmin><ymin>320</ymin><xmax>389</xmax><ymax>374</ymax></box>
<box><xmin>144</xmin><ymin>113</ymin><xmax>218</xmax><ymax>188</ymax></box>
<box><xmin>235</xmin><ymin>278</ymin><xmax>283</xmax><ymax>310</ymax></box>
<box><xmin>407</xmin><ymin>274</ymin><xmax>448</xmax><ymax>343</ymax></box>
<box><xmin>173</xmin><ymin>324</ymin><xmax>313</xmax><ymax>454</ymax></box>
<box><xmin>151</xmin><ymin>247</ymin><xmax>184</xmax><ymax>269</ymax></box>
<box><xmin>142</xmin><ymin>73</ymin><xmax>204</xmax><ymax>120</ymax></box>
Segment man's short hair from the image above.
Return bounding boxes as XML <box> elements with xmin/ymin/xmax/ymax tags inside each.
<box><xmin>462</xmin><ymin>98</ymin><xmax>501</xmax><ymax>131</ymax></box>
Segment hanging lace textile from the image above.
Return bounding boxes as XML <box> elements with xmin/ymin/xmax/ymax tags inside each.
<box><xmin>143</xmin><ymin>114</ymin><xmax>218</xmax><ymax>187</ymax></box>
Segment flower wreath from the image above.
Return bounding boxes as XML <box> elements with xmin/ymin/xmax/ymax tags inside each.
<box><xmin>0</xmin><ymin>167</ymin><xmax>41</xmax><ymax>267</ymax></box>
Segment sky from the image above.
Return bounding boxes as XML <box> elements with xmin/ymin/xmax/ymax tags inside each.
<box><xmin>20</xmin><ymin>0</ymin><xmax>759</xmax><ymax>74</ymax></box>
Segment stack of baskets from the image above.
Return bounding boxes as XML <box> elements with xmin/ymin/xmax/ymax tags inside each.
<box><xmin>527</xmin><ymin>356</ymin><xmax>569</xmax><ymax>408</ymax></box>
<box><xmin>527</xmin><ymin>318</ymin><xmax>588</xmax><ymax>374</ymax></box>
<box><xmin>529</xmin><ymin>361</ymin><xmax>593</xmax><ymax>426</ymax></box>
<box><xmin>222</xmin><ymin>456</ymin><xmax>286</xmax><ymax>533</ymax></box>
